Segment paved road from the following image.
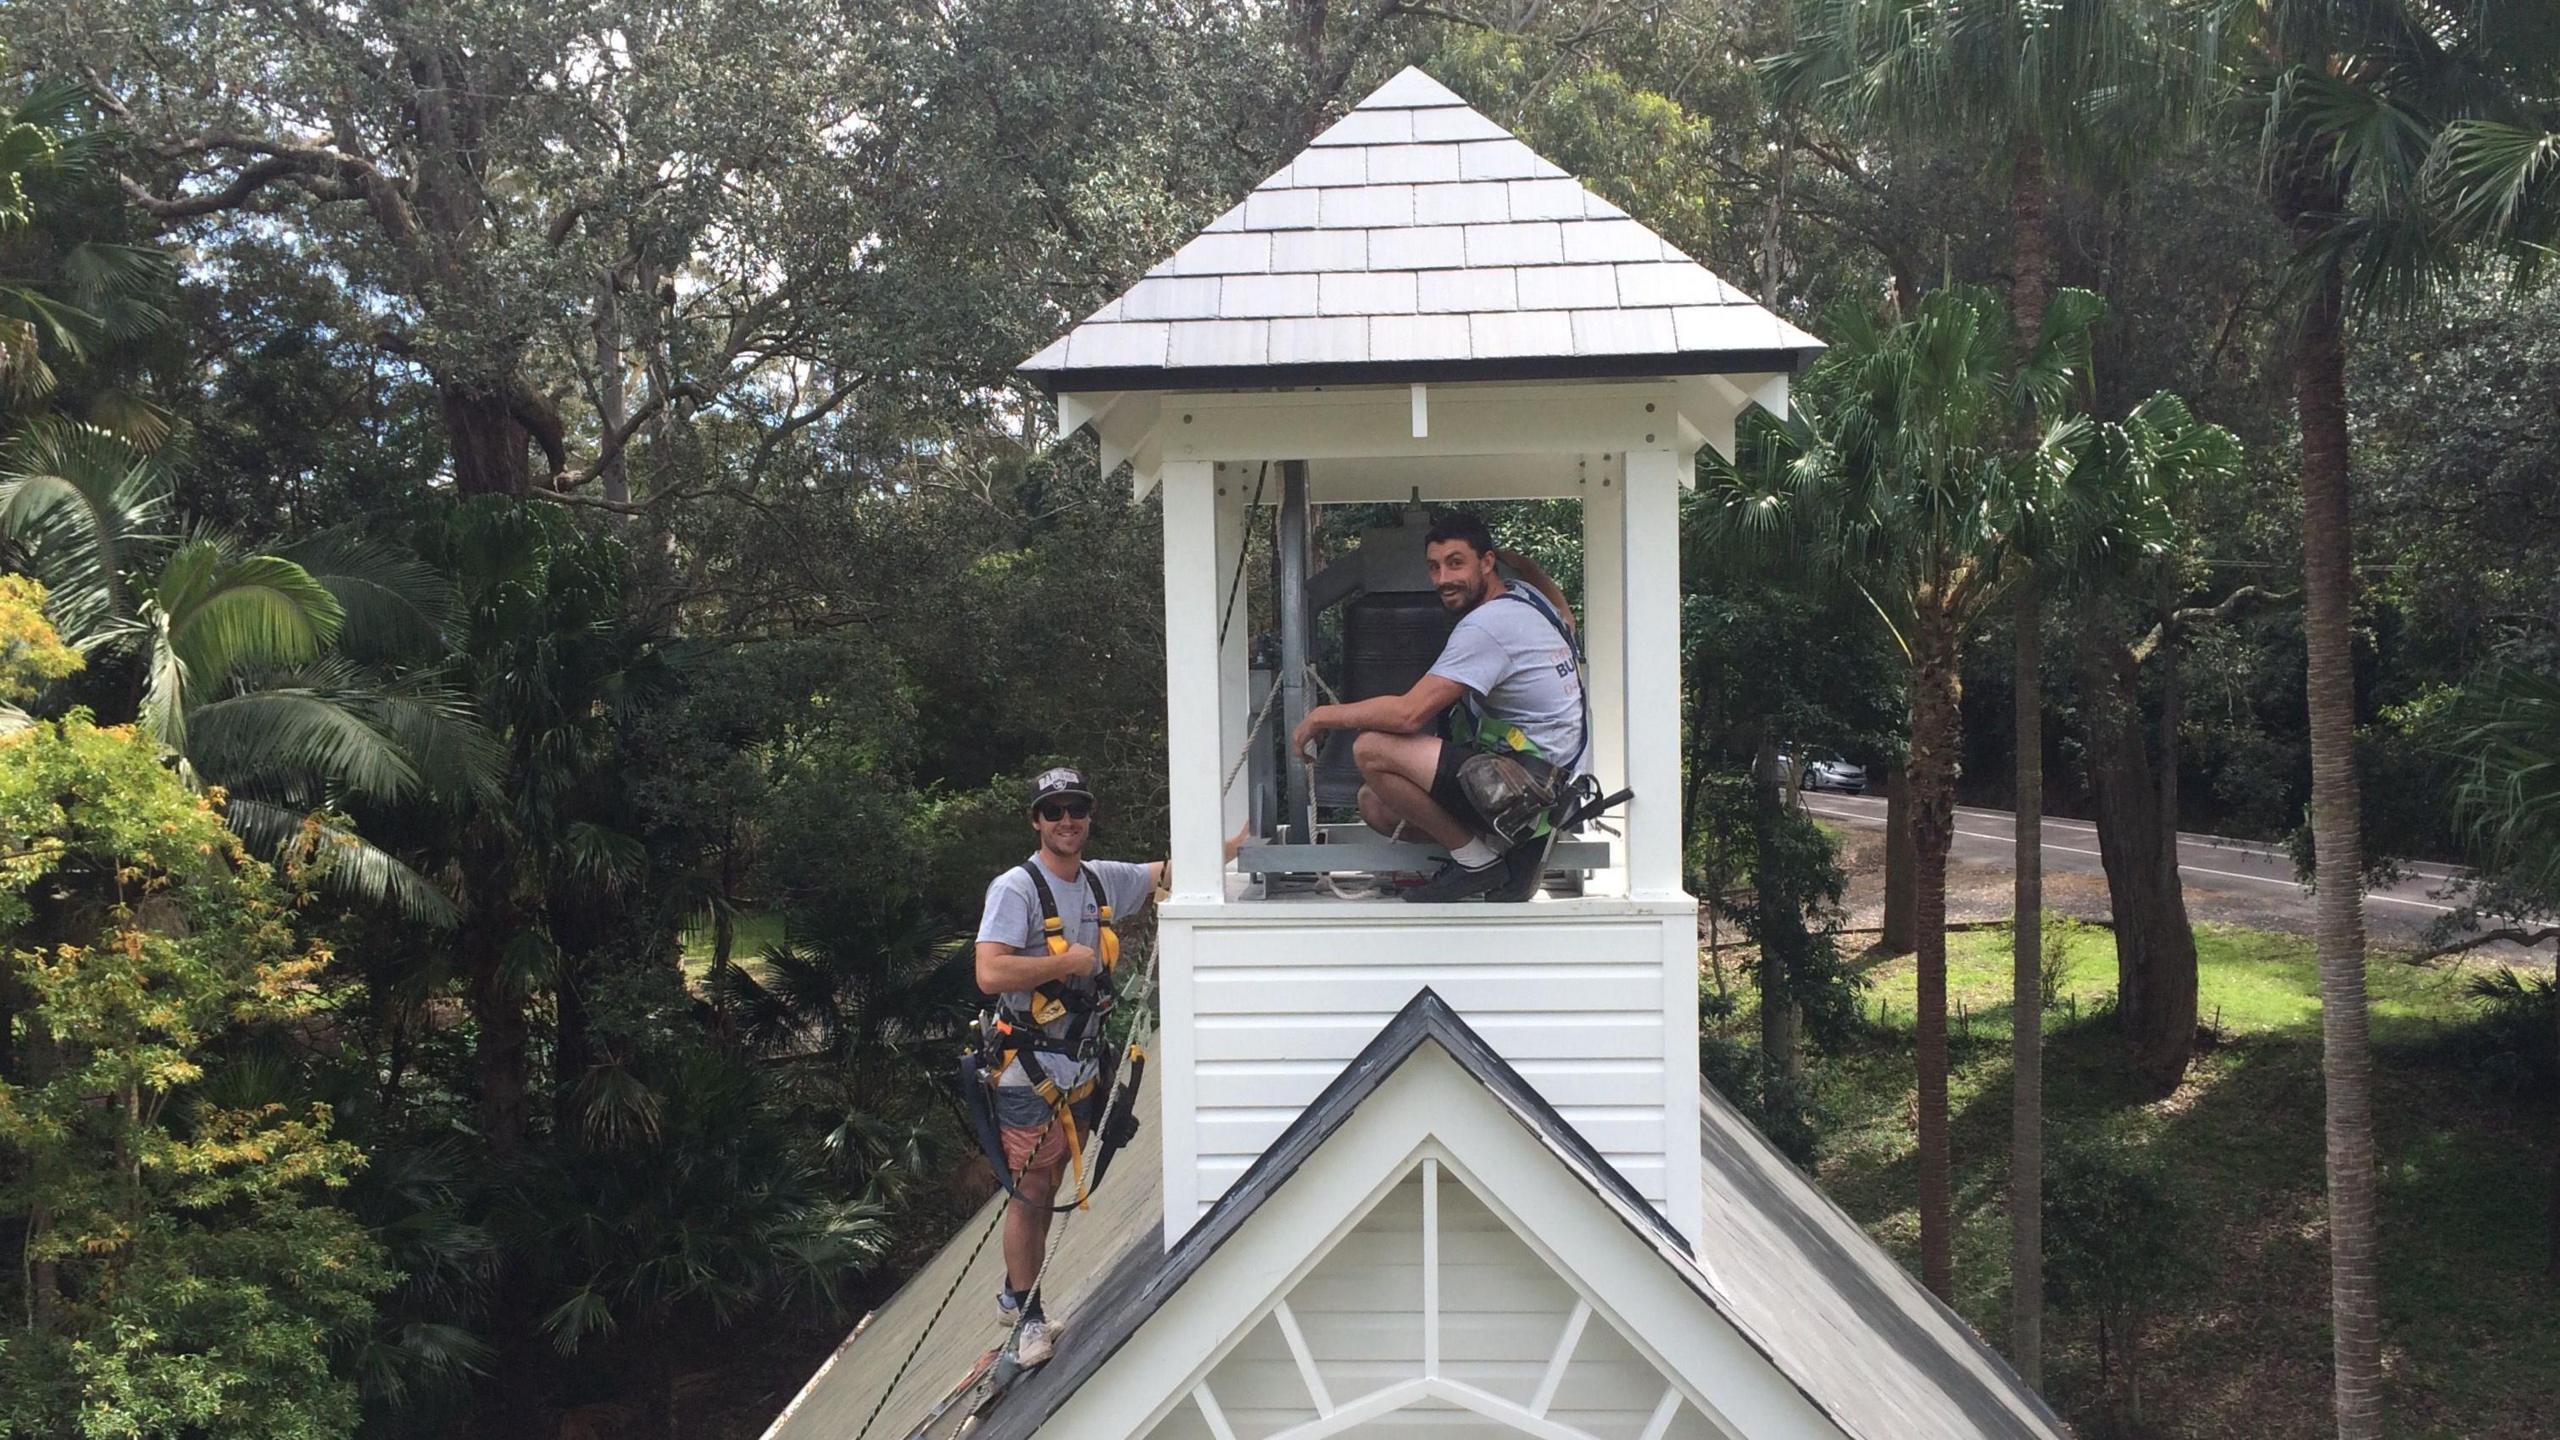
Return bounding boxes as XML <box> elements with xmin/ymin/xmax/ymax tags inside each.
<box><xmin>1797</xmin><ymin>790</ymin><xmax>2548</xmax><ymax>964</ymax></box>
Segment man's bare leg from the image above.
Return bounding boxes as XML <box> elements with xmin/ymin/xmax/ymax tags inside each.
<box><xmin>1004</xmin><ymin>1158</ymin><xmax>1059</xmax><ymax>1297</ymax></box>
<box><xmin>1351</xmin><ymin>730</ymin><xmax>1476</xmax><ymax>851</ymax></box>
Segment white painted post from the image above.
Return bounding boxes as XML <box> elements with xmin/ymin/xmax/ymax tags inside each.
<box><xmin>1580</xmin><ymin>455</ymin><xmax>1627</xmax><ymax>899</ymax></box>
<box><xmin>1215</xmin><ymin>469</ymin><xmax>1251</xmax><ymax>842</ymax></box>
<box><xmin>1162</xmin><ymin>461</ymin><xmax>1226</xmax><ymax>902</ymax></box>
<box><xmin>1621</xmin><ymin>448</ymin><xmax>1688</xmax><ymax>900</ymax></box>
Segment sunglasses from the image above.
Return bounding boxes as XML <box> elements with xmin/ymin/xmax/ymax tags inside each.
<box><xmin>1036</xmin><ymin>800</ymin><xmax>1094</xmax><ymax>822</ymax></box>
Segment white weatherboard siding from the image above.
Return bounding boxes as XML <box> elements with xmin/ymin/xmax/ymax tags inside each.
<box><xmin>1159</xmin><ymin>901</ymin><xmax>1701</xmax><ymax>1248</ymax></box>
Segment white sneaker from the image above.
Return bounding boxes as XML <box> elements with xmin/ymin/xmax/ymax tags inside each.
<box><xmin>1014</xmin><ymin>1315</ymin><xmax>1059</xmax><ymax>1367</ymax></box>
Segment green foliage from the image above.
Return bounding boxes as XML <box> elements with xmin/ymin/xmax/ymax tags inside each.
<box><xmin>0</xmin><ymin>572</ymin><xmax>78</xmax><ymax>709</ymax></box>
<box><xmin>0</xmin><ymin>714</ymin><xmax>390</xmax><ymax>1439</ymax></box>
<box><xmin>2042</xmin><ymin>1133</ymin><xmax>2197</xmax><ymax>1397</ymax></box>
<box><xmin>2442</xmin><ymin>969</ymin><xmax>2559</xmax><ymax>1099</ymax></box>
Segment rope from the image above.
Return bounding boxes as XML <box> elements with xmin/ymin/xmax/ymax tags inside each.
<box><xmin>1011</xmin><ymin>925</ymin><xmax>1165</xmax><ymax>1342</ymax></box>
<box><xmin>851</xmin><ymin>1093</ymin><xmax>1063</xmax><ymax>1440</ymax></box>
<box><xmin>1215</xmin><ymin>462</ymin><xmax>1268</xmax><ymax>651</ymax></box>
<box><xmin>853</xmin><ymin>661</ymin><xmax>1323</xmax><ymax>1435</ymax></box>
<box><xmin>1222</xmin><ymin>674</ymin><xmax>1284</xmax><ymax>799</ymax></box>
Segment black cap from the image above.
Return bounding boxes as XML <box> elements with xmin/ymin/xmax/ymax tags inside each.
<box><xmin>1029</xmin><ymin>766</ymin><xmax>1095</xmax><ymax>812</ymax></box>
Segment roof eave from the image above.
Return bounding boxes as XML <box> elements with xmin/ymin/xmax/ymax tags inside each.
<box><xmin>1017</xmin><ymin>345</ymin><xmax>1823</xmax><ymax>400</ymax></box>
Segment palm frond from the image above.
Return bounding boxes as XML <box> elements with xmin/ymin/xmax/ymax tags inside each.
<box><xmin>222</xmin><ymin>795</ymin><xmax>460</xmax><ymax>926</ymax></box>
<box><xmin>2451</xmin><ymin>665</ymin><xmax>2560</xmax><ymax>901</ymax></box>
<box><xmin>0</xmin><ymin>421</ymin><xmax>172</xmax><ymax>644</ymax></box>
<box><xmin>151</xmin><ymin>534</ymin><xmax>345</xmax><ymax>692</ymax></box>
<box><xmin>276</xmin><ymin>529</ymin><xmax>459</xmax><ymax>661</ymax></box>
<box><xmin>185</xmin><ymin>685</ymin><xmax>424</xmax><ymax>801</ymax></box>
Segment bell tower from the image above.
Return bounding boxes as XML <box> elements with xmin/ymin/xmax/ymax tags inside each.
<box><xmin>1020</xmin><ymin>67</ymin><xmax>1818</xmax><ymax>1252</ymax></box>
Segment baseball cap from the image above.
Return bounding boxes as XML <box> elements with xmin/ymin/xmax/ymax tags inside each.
<box><xmin>1028</xmin><ymin>766</ymin><xmax>1096</xmax><ymax>813</ymax></box>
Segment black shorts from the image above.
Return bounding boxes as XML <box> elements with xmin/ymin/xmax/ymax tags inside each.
<box><xmin>1428</xmin><ymin>738</ymin><xmax>1491</xmax><ymax>832</ymax></box>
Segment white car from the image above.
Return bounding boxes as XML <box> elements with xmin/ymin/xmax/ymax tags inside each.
<box><xmin>1799</xmin><ymin>756</ymin><xmax>1868</xmax><ymax>794</ymax></box>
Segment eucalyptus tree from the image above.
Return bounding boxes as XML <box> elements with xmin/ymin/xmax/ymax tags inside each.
<box><xmin>2059</xmin><ymin>395</ymin><xmax>2246</xmax><ymax>1092</ymax></box>
<box><xmin>1705</xmin><ymin>282</ymin><xmax>2104</xmax><ymax>1297</ymax></box>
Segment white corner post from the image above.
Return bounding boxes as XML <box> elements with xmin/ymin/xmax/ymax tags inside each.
<box><xmin>1580</xmin><ymin>456</ymin><xmax>1628</xmax><ymax>899</ymax></box>
<box><xmin>1162</xmin><ymin>461</ymin><xmax>1227</xmax><ymax>902</ymax></box>
<box><xmin>1620</xmin><ymin>448</ymin><xmax>1687</xmax><ymax>901</ymax></box>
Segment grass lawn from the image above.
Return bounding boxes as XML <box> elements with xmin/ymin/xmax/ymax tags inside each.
<box><xmin>1748</xmin><ymin>921</ymin><xmax>2557</xmax><ymax>1439</ymax></box>
<box><xmin>677</xmin><ymin>908</ymin><xmax>785</xmax><ymax>986</ymax></box>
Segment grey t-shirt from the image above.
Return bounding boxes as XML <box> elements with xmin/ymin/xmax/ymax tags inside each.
<box><xmin>1428</xmin><ymin>587</ymin><xmax>1586</xmax><ymax>767</ymax></box>
<box><xmin>976</xmin><ymin>855</ymin><xmax>1154</xmax><ymax>1125</ymax></box>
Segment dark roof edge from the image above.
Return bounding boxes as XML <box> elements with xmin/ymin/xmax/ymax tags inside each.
<box><xmin>984</xmin><ymin>989</ymin><xmax>1685</xmax><ymax>1433</ymax></box>
<box><xmin>1021</xmin><ymin>347</ymin><xmax>1818</xmax><ymax>398</ymax></box>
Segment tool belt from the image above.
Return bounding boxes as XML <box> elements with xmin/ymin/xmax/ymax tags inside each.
<box><xmin>957</xmin><ymin>862</ymin><xmax>1145</xmax><ymax>1212</ymax></box>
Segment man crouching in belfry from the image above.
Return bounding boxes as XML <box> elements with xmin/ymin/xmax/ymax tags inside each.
<box><xmin>1289</xmin><ymin>510</ymin><xmax>1584</xmax><ymax>904</ymax></box>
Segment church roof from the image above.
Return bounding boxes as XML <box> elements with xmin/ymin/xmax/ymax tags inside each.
<box><xmin>776</xmin><ymin>993</ymin><xmax>2071</xmax><ymax>1440</ymax></box>
<box><xmin>1018</xmin><ymin>67</ymin><xmax>1822</xmax><ymax>394</ymax></box>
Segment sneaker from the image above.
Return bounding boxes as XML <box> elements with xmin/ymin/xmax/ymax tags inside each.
<box><xmin>1014</xmin><ymin>1315</ymin><xmax>1059</xmax><ymax>1367</ymax></box>
<box><xmin>995</xmin><ymin>1288</ymin><xmax>1024</xmax><ymax>1329</ymax></box>
<box><xmin>1402</xmin><ymin>855</ymin><xmax>1508</xmax><ymax>903</ymax></box>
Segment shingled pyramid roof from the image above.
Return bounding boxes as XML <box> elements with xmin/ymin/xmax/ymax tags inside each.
<box><xmin>1019</xmin><ymin>67</ymin><xmax>1822</xmax><ymax>393</ymax></box>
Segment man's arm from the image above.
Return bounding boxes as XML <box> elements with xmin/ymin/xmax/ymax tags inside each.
<box><xmin>1291</xmin><ymin>673</ymin><xmax>1469</xmax><ymax>763</ymax></box>
<box><xmin>1495</xmin><ymin>549</ymin><xmax>1576</xmax><ymax>633</ymax></box>
<box><xmin>976</xmin><ymin>939</ymin><xmax>1096</xmax><ymax>995</ymax></box>
<box><xmin>1147</xmin><ymin>828</ymin><xmax>1248</xmax><ymax>894</ymax></box>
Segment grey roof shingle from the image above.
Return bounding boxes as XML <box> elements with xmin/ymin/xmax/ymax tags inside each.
<box><xmin>1019</xmin><ymin>66</ymin><xmax>1821</xmax><ymax>390</ymax></box>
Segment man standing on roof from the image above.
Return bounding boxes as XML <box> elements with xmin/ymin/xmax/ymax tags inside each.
<box><xmin>973</xmin><ymin>766</ymin><xmax>1239</xmax><ymax>1365</ymax></box>
<box><xmin>1289</xmin><ymin>511</ymin><xmax>1584</xmax><ymax>904</ymax></box>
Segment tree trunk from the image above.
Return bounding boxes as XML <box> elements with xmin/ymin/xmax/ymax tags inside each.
<box><xmin>553</xmin><ymin>957</ymin><xmax>590</xmax><ymax>1139</ymax></box>
<box><xmin>2010</xmin><ymin>139</ymin><xmax>2054</xmax><ymax>346</ymax></box>
<box><xmin>594</xmin><ymin>267</ymin><xmax>631</xmax><ymax>507</ymax></box>
<box><xmin>2010</xmin><ymin>584</ymin><xmax>2044</xmax><ymax>1384</ymax></box>
<box><xmin>1753</xmin><ymin>728</ymin><xmax>1802</xmax><ymax>1087</ymax></box>
<box><xmin>2294</xmin><ymin>246</ymin><xmax>2384</xmax><ymax>1440</ymax></box>
<box><xmin>1908</xmin><ymin>621</ymin><xmax>1963</xmax><ymax>1298</ymax></box>
<box><xmin>440</xmin><ymin>381</ymin><xmax>537</xmax><ymax>498</ymax></box>
<box><xmin>2081</xmin><ymin>625</ymin><xmax>2200</xmax><ymax>1091</ymax></box>
<box><xmin>1883</xmin><ymin>762</ymin><xmax>1919</xmax><ymax>955</ymax></box>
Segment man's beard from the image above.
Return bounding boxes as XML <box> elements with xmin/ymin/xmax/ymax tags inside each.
<box><xmin>1438</xmin><ymin>577</ymin><xmax>1487</xmax><ymax>612</ymax></box>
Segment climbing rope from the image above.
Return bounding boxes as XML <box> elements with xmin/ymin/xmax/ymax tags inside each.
<box><xmin>853</xmin><ymin>663</ymin><xmax>1356</xmax><ymax>1436</ymax></box>
<box><xmin>850</xmin><ymin>923</ymin><xmax>1167</xmax><ymax>1440</ymax></box>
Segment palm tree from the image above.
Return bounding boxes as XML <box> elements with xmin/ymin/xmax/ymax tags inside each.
<box><xmin>1767</xmin><ymin>3</ymin><xmax>2181</xmax><ymax>1360</ymax></box>
<box><xmin>0</xmin><ymin>424</ymin><xmax>481</xmax><ymax>921</ymax></box>
<box><xmin>1706</xmin><ymin>282</ymin><xmax>2103</xmax><ymax>1297</ymax></box>
<box><xmin>0</xmin><ymin>72</ymin><xmax>173</xmax><ymax>443</ymax></box>
<box><xmin>2160</xmin><ymin>7</ymin><xmax>2546</xmax><ymax>1428</ymax></box>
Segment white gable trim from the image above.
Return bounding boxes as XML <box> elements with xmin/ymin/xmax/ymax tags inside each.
<box><xmin>1035</xmin><ymin>1045</ymin><xmax>1850</xmax><ymax>1439</ymax></box>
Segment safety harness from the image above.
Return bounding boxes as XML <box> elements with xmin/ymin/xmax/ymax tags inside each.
<box><xmin>957</xmin><ymin>862</ymin><xmax>1147</xmax><ymax>1213</ymax></box>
